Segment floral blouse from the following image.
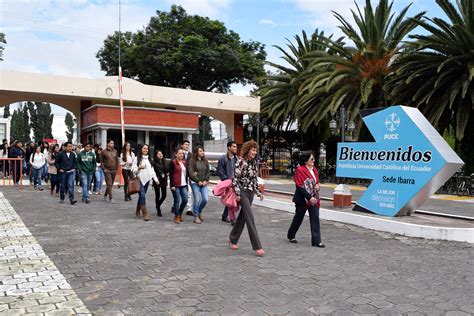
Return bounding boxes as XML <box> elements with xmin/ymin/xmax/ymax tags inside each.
<box><xmin>232</xmin><ymin>157</ymin><xmax>261</xmax><ymax>197</ymax></box>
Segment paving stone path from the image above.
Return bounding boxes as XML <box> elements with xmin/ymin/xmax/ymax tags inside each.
<box><xmin>1</xmin><ymin>186</ymin><xmax>474</xmax><ymax>315</ymax></box>
<box><xmin>0</xmin><ymin>192</ymin><xmax>91</xmax><ymax>315</ymax></box>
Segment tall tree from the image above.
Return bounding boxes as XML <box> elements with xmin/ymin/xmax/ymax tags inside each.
<box><xmin>10</xmin><ymin>103</ymin><xmax>30</xmax><ymax>144</ymax></box>
<box><xmin>0</xmin><ymin>32</ymin><xmax>6</xmax><ymax>61</ymax></box>
<box><xmin>386</xmin><ymin>0</ymin><xmax>474</xmax><ymax>172</ymax></box>
<box><xmin>3</xmin><ymin>104</ymin><xmax>10</xmax><ymax>118</ymax></box>
<box><xmin>297</xmin><ymin>0</ymin><xmax>424</xmax><ymax>136</ymax></box>
<box><xmin>96</xmin><ymin>5</ymin><xmax>266</xmax><ymax>93</ymax></box>
<box><xmin>27</xmin><ymin>102</ymin><xmax>54</xmax><ymax>141</ymax></box>
<box><xmin>258</xmin><ymin>30</ymin><xmax>341</xmax><ymax>130</ymax></box>
<box><xmin>193</xmin><ymin>116</ymin><xmax>214</xmax><ymax>146</ymax></box>
<box><xmin>65</xmin><ymin>112</ymin><xmax>75</xmax><ymax>142</ymax></box>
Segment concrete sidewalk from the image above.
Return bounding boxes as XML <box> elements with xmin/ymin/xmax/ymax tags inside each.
<box><xmin>0</xmin><ymin>192</ymin><xmax>91</xmax><ymax>315</ymax></box>
<box><xmin>1</xmin><ymin>186</ymin><xmax>473</xmax><ymax>315</ymax></box>
<box><xmin>261</xmin><ymin>176</ymin><xmax>474</xmax><ymax>219</ymax></box>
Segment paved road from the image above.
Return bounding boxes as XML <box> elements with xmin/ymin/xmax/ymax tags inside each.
<box><xmin>2</xmin><ymin>186</ymin><xmax>474</xmax><ymax>315</ymax></box>
<box><xmin>265</xmin><ymin>183</ymin><xmax>474</xmax><ymax>218</ymax></box>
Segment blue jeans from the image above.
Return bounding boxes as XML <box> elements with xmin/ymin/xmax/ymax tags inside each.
<box><xmin>42</xmin><ymin>163</ymin><xmax>48</xmax><ymax>179</ymax></box>
<box><xmin>94</xmin><ymin>168</ymin><xmax>104</xmax><ymax>192</ymax></box>
<box><xmin>172</xmin><ymin>186</ymin><xmax>188</xmax><ymax>215</ymax></box>
<box><xmin>138</xmin><ymin>181</ymin><xmax>150</xmax><ymax>206</ymax></box>
<box><xmin>50</xmin><ymin>173</ymin><xmax>60</xmax><ymax>193</ymax></box>
<box><xmin>80</xmin><ymin>172</ymin><xmax>94</xmax><ymax>199</ymax></box>
<box><xmin>190</xmin><ymin>182</ymin><xmax>208</xmax><ymax>216</ymax></box>
<box><xmin>60</xmin><ymin>171</ymin><xmax>75</xmax><ymax>201</ymax></box>
<box><xmin>32</xmin><ymin>168</ymin><xmax>42</xmax><ymax>187</ymax></box>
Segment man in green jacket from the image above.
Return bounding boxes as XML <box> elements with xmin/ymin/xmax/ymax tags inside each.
<box><xmin>76</xmin><ymin>143</ymin><xmax>96</xmax><ymax>203</ymax></box>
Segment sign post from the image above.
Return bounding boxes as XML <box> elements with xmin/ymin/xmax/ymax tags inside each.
<box><xmin>336</xmin><ymin>106</ymin><xmax>464</xmax><ymax>216</ymax></box>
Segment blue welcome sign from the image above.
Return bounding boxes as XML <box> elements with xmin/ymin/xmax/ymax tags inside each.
<box><xmin>336</xmin><ymin>106</ymin><xmax>464</xmax><ymax>216</ymax></box>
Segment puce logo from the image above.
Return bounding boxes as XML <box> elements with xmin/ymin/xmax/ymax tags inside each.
<box><xmin>384</xmin><ymin>113</ymin><xmax>400</xmax><ymax>139</ymax></box>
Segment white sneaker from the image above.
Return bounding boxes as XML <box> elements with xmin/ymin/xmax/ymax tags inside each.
<box><xmin>78</xmin><ymin>188</ymin><xmax>82</xmax><ymax>193</ymax></box>
<box><xmin>88</xmin><ymin>190</ymin><xmax>92</xmax><ymax>195</ymax></box>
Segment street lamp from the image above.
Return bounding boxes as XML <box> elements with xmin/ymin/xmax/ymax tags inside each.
<box><xmin>329</xmin><ymin>105</ymin><xmax>356</xmax><ymax>142</ymax></box>
<box><xmin>329</xmin><ymin>105</ymin><xmax>356</xmax><ymax>186</ymax></box>
<box><xmin>247</xmin><ymin>124</ymin><xmax>253</xmax><ymax>136</ymax></box>
<box><xmin>263</xmin><ymin>125</ymin><xmax>269</xmax><ymax>138</ymax></box>
<box><xmin>247</xmin><ymin>119</ymin><xmax>269</xmax><ymax>157</ymax></box>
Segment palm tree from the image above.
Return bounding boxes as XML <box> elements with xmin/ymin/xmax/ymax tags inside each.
<box><xmin>297</xmin><ymin>0</ymin><xmax>424</xmax><ymax>134</ymax></box>
<box><xmin>258</xmin><ymin>30</ymin><xmax>335</xmax><ymax>130</ymax></box>
<box><xmin>386</xmin><ymin>0</ymin><xmax>473</xmax><ymax>142</ymax></box>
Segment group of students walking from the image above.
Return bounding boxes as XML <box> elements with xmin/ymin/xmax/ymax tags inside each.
<box><xmin>3</xmin><ymin>137</ymin><xmax>324</xmax><ymax>257</ymax></box>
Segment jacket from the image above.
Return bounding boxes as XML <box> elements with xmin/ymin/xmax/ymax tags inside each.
<box><xmin>131</xmin><ymin>155</ymin><xmax>158</xmax><ymax>185</ymax></box>
<box><xmin>30</xmin><ymin>152</ymin><xmax>46</xmax><ymax>169</ymax></box>
<box><xmin>169</xmin><ymin>159</ymin><xmax>188</xmax><ymax>188</ymax></box>
<box><xmin>293</xmin><ymin>165</ymin><xmax>320</xmax><ymax>208</ymax></box>
<box><xmin>1</xmin><ymin>144</ymin><xmax>9</xmax><ymax>158</ymax></box>
<box><xmin>9</xmin><ymin>147</ymin><xmax>24</xmax><ymax>159</ymax></box>
<box><xmin>55</xmin><ymin>151</ymin><xmax>77</xmax><ymax>172</ymax></box>
<box><xmin>47</xmin><ymin>152</ymin><xmax>57</xmax><ymax>175</ymax></box>
<box><xmin>153</xmin><ymin>159</ymin><xmax>168</xmax><ymax>188</ymax></box>
<box><xmin>100</xmin><ymin>148</ymin><xmax>118</xmax><ymax>170</ymax></box>
<box><xmin>188</xmin><ymin>159</ymin><xmax>210</xmax><ymax>183</ymax></box>
<box><xmin>212</xmin><ymin>179</ymin><xmax>239</xmax><ymax>213</ymax></box>
<box><xmin>76</xmin><ymin>150</ymin><xmax>97</xmax><ymax>174</ymax></box>
<box><xmin>120</xmin><ymin>152</ymin><xmax>136</xmax><ymax>171</ymax></box>
<box><xmin>217</xmin><ymin>153</ymin><xmax>237</xmax><ymax>180</ymax></box>
<box><xmin>232</xmin><ymin>157</ymin><xmax>261</xmax><ymax>197</ymax></box>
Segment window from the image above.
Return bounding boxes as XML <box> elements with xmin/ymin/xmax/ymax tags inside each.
<box><xmin>0</xmin><ymin>123</ymin><xmax>6</xmax><ymax>141</ymax></box>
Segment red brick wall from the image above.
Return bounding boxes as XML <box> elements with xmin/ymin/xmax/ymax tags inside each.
<box><xmin>82</xmin><ymin>107</ymin><xmax>98</xmax><ymax>128</ymax></box>
<box><xmin>81</xmin><ymin>106</ymin><xmax>198</xmax><ymax>129</ymax></box>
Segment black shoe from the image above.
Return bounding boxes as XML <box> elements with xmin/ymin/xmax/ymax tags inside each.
<box><xmin>289</xmin><ymin>239</ymin><xmax>298</xmax><ymax>244</ymax></box>
<box><xmin>85</xmin><ymin>198</ymin><xmax>90</xmax><ymax>204</ymax></box>
<box><xmin>125</xmin><ymin>196</ymin><xmax>128</xmax><ymax>201</ymax></box>
<box><xmin>230</xmin><ymin>219</ymin><xmax>235</xmax><ymax>226</ymax></box>
<box><xmin>59</xmin><ymin>199</ymin><xmax>64</xmax><ymax>204</ymax></box>
<box><xmin>221</xmin><ymin>216</ymin><xmax>230</xmax><ymax>223</ymax></box>
<box><xmin>312</xmin><ymin>243</ymin><xmax>325</xmax><ymax>248</ymax></box>
<box><xmin>128</xmin><ymin>195</ymin><xmax>132</xmax><ymax>201</ymax></box>
<box><xmin>157</xmin><ymin>209</ymin><xmax>162</xmax><ymax>217</ymax></box>
<box><xmin>70</xmin><ymin>200</ymin><xmax>77</xmax><ymax>205</ymax></box>
<box><xmin>186</xmin><ymin>211</ymin><xmax>193</xmax><ymax>216</ymax></box>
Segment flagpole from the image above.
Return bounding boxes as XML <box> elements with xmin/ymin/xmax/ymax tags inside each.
<box><xmin>118</xmin><ymin>0</ymin><xmax>125</xmax><ymax>146</ymax></box>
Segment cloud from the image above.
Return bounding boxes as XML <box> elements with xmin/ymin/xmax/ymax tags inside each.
<box><xmin>230</xmin><ymin>83</ymin><xmax>254</xmax><ymax>97</ymax></box>
<box><xmin>258</xmin><ymin>19</ymin><xmax>276</xmax><ymax>26</ymax></box>
<box><xmin>0</xmin><ymin>0</ymin><xmax>155</xmax><ymax>78</ymax></box>
<box><xmin>164</xmin><ymin>0</ymin><xmax>231</xmax><ymax>20</ymax></box>
<box><xmin>51</xmin><ymin>115</ymin><xmax>69</xmax><ymax>142</ymax></box>
<box><xmin>293</xmin><ymin>0</ymin><xmax>357</xmax><ymax>37</ymax></box>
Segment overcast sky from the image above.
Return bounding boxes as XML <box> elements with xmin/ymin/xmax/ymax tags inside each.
<box><xmin>0</xmin><ymin>0</ymin><xmax>443</xmax><ymax>141</ymax></box>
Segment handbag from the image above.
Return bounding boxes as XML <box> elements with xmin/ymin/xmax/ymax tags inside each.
<box><xmin>127</xmin><ymin>176</ymin><xmax>141</xmax><ymax>195</ymax></box>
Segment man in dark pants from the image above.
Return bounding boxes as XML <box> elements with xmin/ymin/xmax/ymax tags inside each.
<box><xmin>217</xmin><ymin>141</ymin><xmax>238</xmax><ymax>224</ymax></box>
<box><xmin>55</xmin><ymin>142</ymin><xmax>77</xmax><ymax>205</ymax></box>
<box><xmin>9</xmin><ymin>141</ymin><xmax>24</xmax><ymax>185</ymax></box>
<box><xmin>100</xmin><ymin>139</ymin><xmax>118</xmax><ymax>204</ymax></box>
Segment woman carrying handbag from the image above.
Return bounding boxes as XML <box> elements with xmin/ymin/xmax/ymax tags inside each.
<box><xmin>131</xmin><ymin>144</ymin><xmax>159</xmax><ymax>222</ymax></box>
<box><xmin>287</xmin><ymin>151</ymin><xmax>325</xmax><ymax>248</ymax></box>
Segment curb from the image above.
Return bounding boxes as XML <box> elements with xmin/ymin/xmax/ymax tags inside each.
<box><xmin>211</xmin><ymin>194</ymin><xmax>474</xmax><ymax>243</ymax></box>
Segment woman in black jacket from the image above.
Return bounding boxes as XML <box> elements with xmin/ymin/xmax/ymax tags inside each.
<box><xmin>152</xmin><ymin>149</ymin><xmax>168</xmax><ymax>217</ymax></box>
<box><xmin>287</xmin><ymin>151</ymin><xmax>325</xmax><ymax>248</ymax></box>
